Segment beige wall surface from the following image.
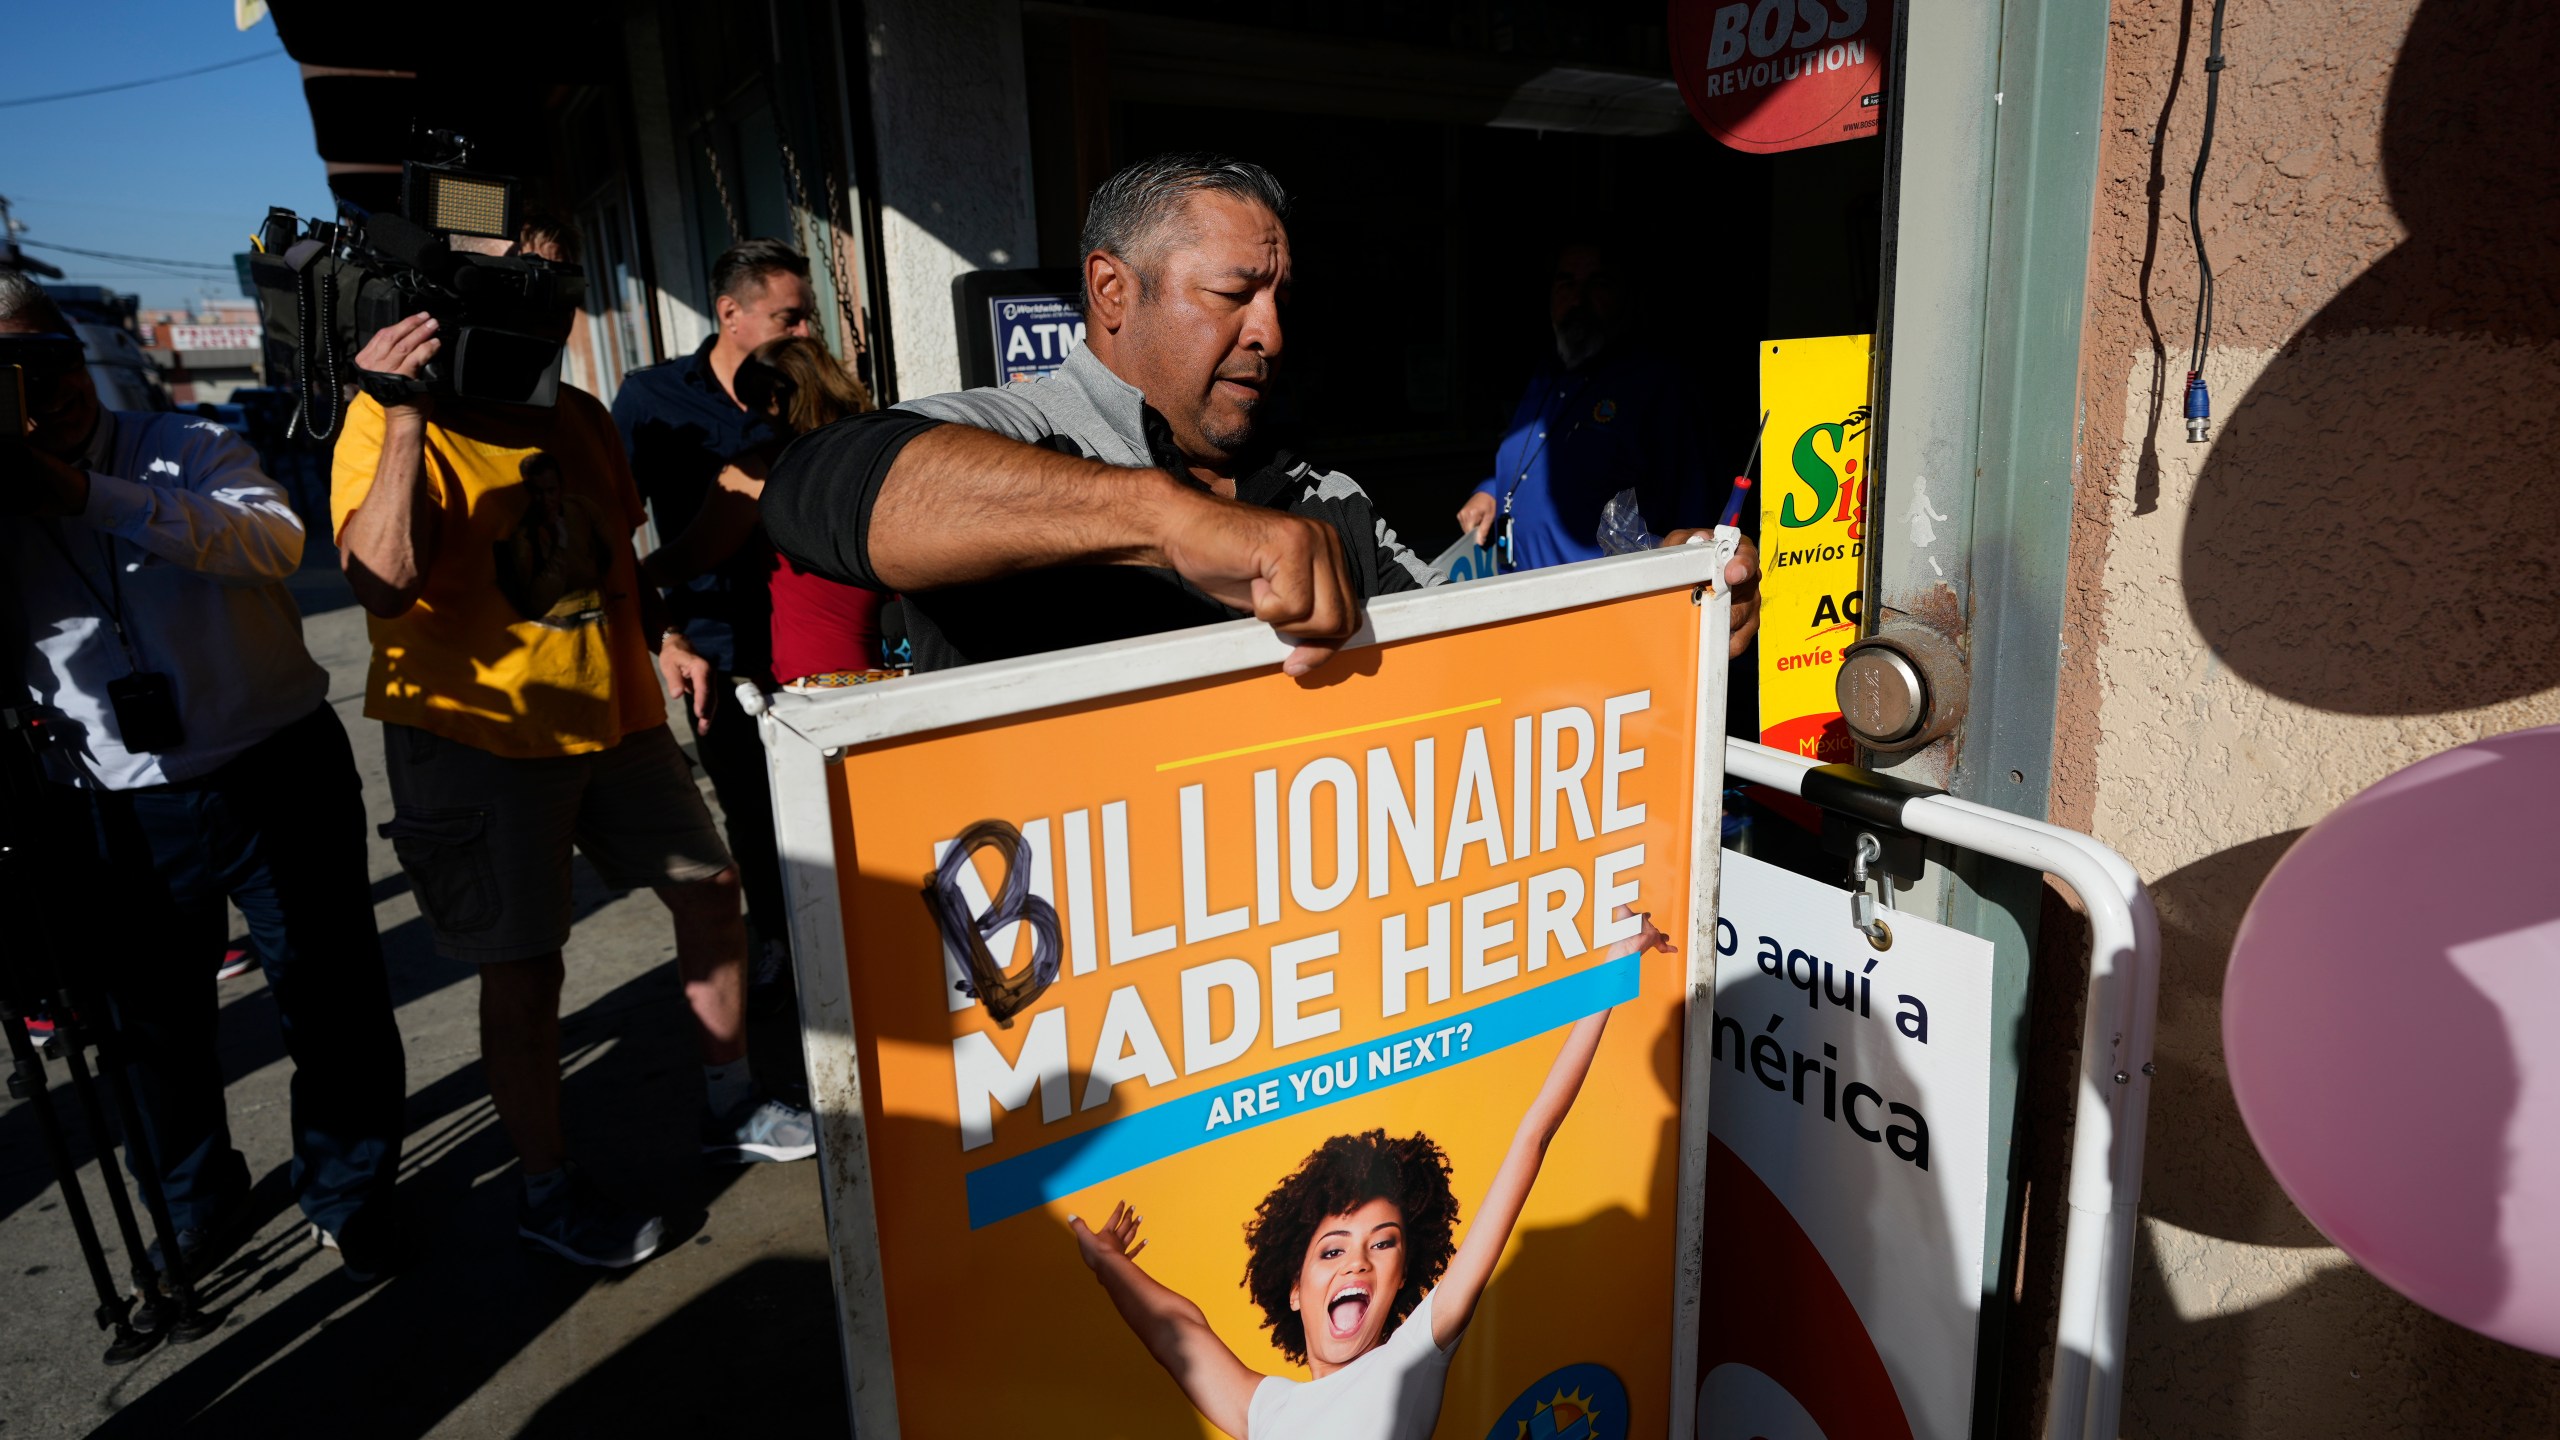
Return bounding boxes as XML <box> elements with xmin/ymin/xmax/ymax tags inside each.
<box><xmin>862</xmin><ymin>0</ymin><xmax>1039</xmax><ymax>400</ymax></box>
<box><xmin>2050</xmin><ymin>0</ymin><xmax>2560</xmax><ymax>1434</ymax></box>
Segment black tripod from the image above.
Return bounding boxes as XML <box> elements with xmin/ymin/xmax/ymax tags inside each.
<box><xmin>2</xmin><ymin>694</ymin><xmax>217</xmax><ymax>1362</ymax></box>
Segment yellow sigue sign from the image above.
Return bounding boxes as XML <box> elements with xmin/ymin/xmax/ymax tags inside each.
<box><xmin>817</xmin><ymin>582</ymin><xmax>1717</xmax><ymax>1438</ymax></box>
<box><xmin>1756</xmin><ymin>334</ymin><xmax>1873</xmax><ymax>761</ymax></box>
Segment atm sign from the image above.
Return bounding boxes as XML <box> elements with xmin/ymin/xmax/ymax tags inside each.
<box><xmin>989</xmin><ymin>294</ymin><xmax>1087</xmax><ymax>385</ymax></box>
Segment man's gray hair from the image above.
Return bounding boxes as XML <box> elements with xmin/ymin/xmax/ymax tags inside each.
<box><xmin>0</xmin><ymin>268</ymin><xmax>74</xmax><ymax>334</ymax></box>
<box><xmin>1078</xmin><ymin>153</ymin><xmax>1291</xmax><ymax>309</ymax></box>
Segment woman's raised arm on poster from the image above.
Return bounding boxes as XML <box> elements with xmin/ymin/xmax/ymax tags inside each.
<box><xmin>1071</xmin><ymin>1201</ymin><xmax>1264</xmax><ymax>1438</ymax></box>
<box><xmin>1427</xmin><ymin>906</ymin><xmax>1675</xmax><ymax>1347</ymax></box>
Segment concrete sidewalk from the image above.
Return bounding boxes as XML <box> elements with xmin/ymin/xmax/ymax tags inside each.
<box><xmin>0</xmin><ymin>553</ymin><xmax>848</xmax><ymax>1437</ymax></box>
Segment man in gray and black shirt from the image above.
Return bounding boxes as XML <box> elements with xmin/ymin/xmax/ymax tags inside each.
<box><xmin>763</xmin><ymin>154</ymin><xmax>1758</xmax><ymax>673</ymax></box>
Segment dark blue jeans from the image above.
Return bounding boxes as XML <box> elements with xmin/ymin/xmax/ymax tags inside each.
<box><xmin>67</xmin><ymin>703</ymin><xmax>405</xmax><ymax>1237</ymax></box>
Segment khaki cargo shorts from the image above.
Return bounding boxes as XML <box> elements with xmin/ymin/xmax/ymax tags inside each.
<box><xmin>378</xmin><ymin>722</ymin><xmax>733</xmax><ymax>964</ymax></box>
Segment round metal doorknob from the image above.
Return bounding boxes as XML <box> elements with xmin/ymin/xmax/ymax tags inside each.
<box><xmin>1839</xmin><ymin>646</ymin><xmax>1925</xmax><ymax>744</ymax></box>
<box><xmin>1836</xmin><ymin>622</ymin><xmax>1966</xmax><ymax>753</ymax></box>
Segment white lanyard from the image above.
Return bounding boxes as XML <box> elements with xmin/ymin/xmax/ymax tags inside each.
<box><xmin>1498</xmin><ymin>375</ymin><xmax>1597</xmax><ymax>568</ymax></box>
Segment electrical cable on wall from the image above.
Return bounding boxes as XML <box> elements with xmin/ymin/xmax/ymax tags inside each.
<box><xmin>2184</xmin><ymin>0</ymin><xmax>2231</xmax><ymax>442</ymax></box>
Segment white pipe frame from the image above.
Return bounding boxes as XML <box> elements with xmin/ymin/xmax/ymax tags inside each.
<box><xmin>1723</xmin><ymin>740</ymin><xmax>2159</xmax><ymax>1440</ymax></box>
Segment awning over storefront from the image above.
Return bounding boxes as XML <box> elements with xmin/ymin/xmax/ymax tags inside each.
<box><xmin>266</xmin><ymin>2</ymin><xmax>613</xmax><ymax>214</ymax></box>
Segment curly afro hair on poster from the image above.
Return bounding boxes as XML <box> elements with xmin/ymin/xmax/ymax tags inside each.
<box><xmin>1242</xmin><ymin>1129</ymin><xmax>1461</xmax><ymax>1364</ymax></box>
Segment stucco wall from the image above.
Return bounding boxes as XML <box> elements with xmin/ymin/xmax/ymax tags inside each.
<box><xmin>862</xmin><ymin>0</ymin><xmax>1038</xmax><ymax>401</ymax></box>
<box><xmin>2055</xmin><ymin>0</ymin><xmax>2560</xmax><ymax>1433</ymax></box>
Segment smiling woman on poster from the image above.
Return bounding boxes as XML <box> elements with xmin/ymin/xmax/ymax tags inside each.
<box><xmin>1067</xmin><ymin>911</ymin><xmax>1675</xmax><ymax>1440</ymax></box>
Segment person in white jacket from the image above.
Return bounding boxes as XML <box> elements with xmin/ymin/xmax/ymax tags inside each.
<box><xmin>3</xmin><ymin>271</ymin><xmax>404</xmax><ymax>1285</ymax></box>
<box><xmin>1069</xmin><ymin>909</ymin><xmax>1674</xmax><ymax>1440</ymax></box>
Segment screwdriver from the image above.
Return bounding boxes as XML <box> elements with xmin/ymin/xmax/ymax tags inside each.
<box><xmin>1716</xmin><ymin>410</ymin><xmax>1771</xmax><ymax>530</ymax></box>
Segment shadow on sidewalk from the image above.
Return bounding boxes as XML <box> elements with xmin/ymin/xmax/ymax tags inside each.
<box><xmin>0</xmin><ymin>852</ymin><xmax>650</xmax><ymax>1231</ymax></box>
<box><xmin>513</xmin><ymin>1257</ymin><xmax>844</xmax><ymax>1436</ymax></box>
<box><xmin>76</xmin><ymin>956</ymin><xmax>834</xmax><ymax>1438</ymax></box>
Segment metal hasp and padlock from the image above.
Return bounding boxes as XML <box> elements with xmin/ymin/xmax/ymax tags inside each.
<box><xmin>1848</xmin><ymin>832</ymin><xmax>1895</xmax><ymax>946</ymax></box>
<box><xmin>1835</xmin><ymin>621</ymin><xmax>1967</xmax><ymax>752</ymax></box>
<box><xmin>1799</xmin><ymin>762</ymin><xmax>1939</xmax><ymax>948</ymax></box>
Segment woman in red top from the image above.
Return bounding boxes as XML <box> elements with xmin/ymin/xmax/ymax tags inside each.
<box><xmin>727</xmin><ymin>338</ymin><xmax>891</xmax><ymax>687</ymax></box>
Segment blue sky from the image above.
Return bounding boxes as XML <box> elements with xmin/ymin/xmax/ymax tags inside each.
<box><xmin>1</xmin><ymin>2</ymin><xmax>334</xmax><ymax>308</ymax></box>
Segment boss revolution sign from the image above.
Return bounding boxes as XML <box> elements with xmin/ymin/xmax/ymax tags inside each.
<box><xmin>1670</xmin><ymin>0</ymin><xmax>1890</xmax><ymax>154</ymax></box>
<box><xmin>764</xmin><ymin>552</ymin><xmax>1732</xmax><ymax>1439</ymax></box>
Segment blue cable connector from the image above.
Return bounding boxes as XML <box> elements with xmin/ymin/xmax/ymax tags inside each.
<box><xmin>2183</xmin><ymin>370</ymin><xmax>2212</xmax><ymax>442</ymax></box>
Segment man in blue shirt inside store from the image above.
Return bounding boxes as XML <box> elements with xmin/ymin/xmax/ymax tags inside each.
<box><xmin>1456</xmin><ymin>239</ymin><xmax>1735</xmax><ymax>572</ymax></box>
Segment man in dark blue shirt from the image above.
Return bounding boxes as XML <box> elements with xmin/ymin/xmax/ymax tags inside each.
<box><xmin>1458</xmin><ymin>240</ymin><xmax>1736</xmax><ymax>571</ymax></box>
<box><xmin>611</xmin><ymin>238</ymin><xmax>816</xmax><ymax>991</ymax></box>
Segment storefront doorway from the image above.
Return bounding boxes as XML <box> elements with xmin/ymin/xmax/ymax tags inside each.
<box><xmin>1020</xmin><ymin>5</ymin><xmax>1885</xmax><ymax>553</ymax></box>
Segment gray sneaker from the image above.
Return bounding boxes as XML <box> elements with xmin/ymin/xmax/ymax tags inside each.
<box><xmin>704</xmin><ymin>1096</ymin><xmax>818</xmax><ymax>1164</ymax></box>
<box><xmin>517</xmin><ymin>1166</ymin><xmax>663</xmax><ymax>1269</ymax></box>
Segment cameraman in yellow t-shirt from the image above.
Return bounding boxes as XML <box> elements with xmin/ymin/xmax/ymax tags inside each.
<box><xmin>331</xmin><ymin>230</ymin><xmax>815</xmax><ymax>1270</ymax></box>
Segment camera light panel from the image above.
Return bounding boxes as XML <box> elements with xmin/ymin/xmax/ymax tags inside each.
<box><xmin>408</xmin><ymin>165</ymin><xmax>516</xmax><ymax>240</ymax></box>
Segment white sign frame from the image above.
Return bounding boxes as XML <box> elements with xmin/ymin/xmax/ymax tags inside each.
<box><xmin>757</xmin><ymin>546</ymin><xmax>1734</xmax><ymax>1439</ymax></box>
<box><xmin>1721</xmin><ymin>742</ymin><xmax>2161</xmax><ymax>1440</ymax></box>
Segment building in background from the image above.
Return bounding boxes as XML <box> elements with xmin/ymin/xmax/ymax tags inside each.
<box><xmin>139</xmin><ymin>299</ymin><xmax>264</xmax><ymax>405</ymax></box>
<box><xmin>250</xmin><ymin>2</ymin><xmax>2560</xmax><ymax>1435</ymax></box>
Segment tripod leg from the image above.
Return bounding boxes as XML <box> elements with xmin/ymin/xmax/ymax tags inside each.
<box><xmin>56</xmin><ymin>1010</ymin><xmax>214</xmax><ymax>1341</ymax></box>
<box><xmin>2</xmin><ymin>1010</ymin><xmax>157</xmax><ymax>1363</ymax></box>
<box><xmin>63</xmin><ymin>995</ymin><xmax>219</xmax><ymax>1343</ymax></box>
<box><xmin>48</xmin><ymin>1008</ymin><xmax>160</xmax><ymax>1295</ymax></box>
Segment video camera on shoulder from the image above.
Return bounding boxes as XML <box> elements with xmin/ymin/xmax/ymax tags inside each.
<box><xmin>247</xmin><ymin>132</ymin><xmax>587</xmax><ymax>438</ymax></box>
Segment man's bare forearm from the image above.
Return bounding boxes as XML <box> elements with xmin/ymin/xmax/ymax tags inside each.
<box><xmin>864</xmin><ymin>423</ymin><xmax>1192</xmax><ymax>591</ymax></box>
<box><xmin>339</xmin><ymin>413</ymin><xmax>442</xmax><ymax>616</ymax></box>
<box><xmin>792</xmin><ymin>415</ymin><xmax>1359</xmax><ymax>672</ymax></box>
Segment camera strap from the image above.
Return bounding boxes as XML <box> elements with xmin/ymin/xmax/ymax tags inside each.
<box><xmin>291</xmin><ymin>254</ymin><xmax>344</xmax><ymax>442</ymax></box>
<box><xmin>32</xmin><ymin>521</ymin><xmax>146</xmax><ymax>673</ymax></box>
<box><xmin>355</xmin><ymin>367</ymin><xmax>430</xmax><ymax>407</ymax></box>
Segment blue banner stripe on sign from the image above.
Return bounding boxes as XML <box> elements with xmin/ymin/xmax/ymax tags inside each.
<box><xmin>963</xmin><ymin>954</ymin><xmax>1643</xmax><ymax>1228</ymax></box>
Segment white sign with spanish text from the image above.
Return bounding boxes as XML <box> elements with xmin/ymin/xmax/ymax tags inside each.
<box><xmin>1698</xmin><ymin>851</ymin><xmax>1994</xmax><ymax>1440</ymax></box>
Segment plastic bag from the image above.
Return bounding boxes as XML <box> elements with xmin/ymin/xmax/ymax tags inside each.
<box><xmin>1596</xmin><ymin>487</ymin><xmax>1659</xmax><ymax>555</ymax></box>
